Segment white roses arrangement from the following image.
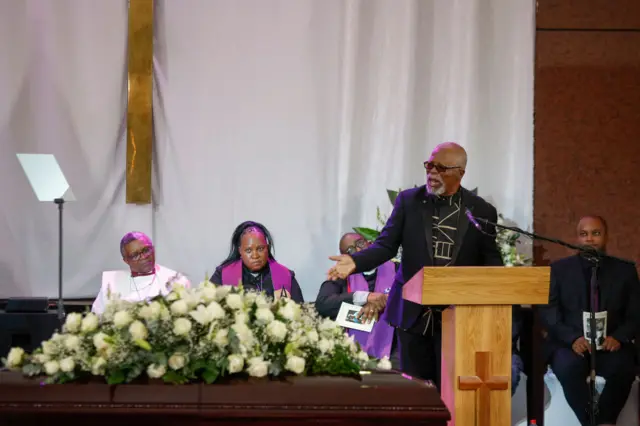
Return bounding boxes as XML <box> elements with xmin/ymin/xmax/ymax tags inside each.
<box><xmin>3</xmin><ymin>282</ymin><xmax>389</xmax><ymax>384</ymax></box>
<box><xmin>495</xmin><ymin>214</ymin><xmax>530</xmax><ymax>267</ymax></box>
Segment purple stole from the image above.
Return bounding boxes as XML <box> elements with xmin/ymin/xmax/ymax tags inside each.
<box><xmin>347</xmin><ymin>261</ymin><xmax>395</xmax><ymax>359</ymax></box>
<box><xmin>220</xmin><ymin>259</ymin><xmax>292</xmax><ymax>294</ymax></box>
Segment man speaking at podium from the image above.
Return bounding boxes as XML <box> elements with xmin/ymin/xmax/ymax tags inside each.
<box><xmin>327</xmin><ymin>142</ymin><xmax>503</xmax><ymax>387</ymax></box>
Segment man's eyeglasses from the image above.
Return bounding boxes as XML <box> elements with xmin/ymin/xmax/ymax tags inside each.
<box><xmin>127</xmin><ymin>246</ymin><xmax>153</xmax><ymax>261</ymax></box>
<box><xmin>345</xmin><ymin>239</ymin><xmax>368</xmax><ymax>255</ymax></box>
<box><xmin>424</xmin><ymin>161</ymin><xmax>461</xmax><ymax>174</ymax></box>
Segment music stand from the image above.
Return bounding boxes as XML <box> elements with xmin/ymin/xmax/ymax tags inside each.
<box><xmin>16</xmin><ymin>154</ymin><xmax>75</xmax><ymax>323</ymax></box>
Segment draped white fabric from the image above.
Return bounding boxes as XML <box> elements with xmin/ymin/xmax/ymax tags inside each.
<box><xmin>0</xmin><ymin>0</ymin><xmax>535</xmax><ymax>300</ymax></box>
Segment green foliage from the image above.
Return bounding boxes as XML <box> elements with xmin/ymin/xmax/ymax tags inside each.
<box><xmin>386</xmin><ymin>189</ymin><xmax>399</xmax><ymax>205</ymax></box>
<box><xmin>310</xmin><ymin>346</ymin><xmax>360</xmax><ymax>377</ymax></box>
<box><xmin>107</xmin><ymin>369</ymin><xmax>126</xmax><ymax>385</ymax></box>
<box><xmin>352</xmin><ymin>227</ymin><xmax>380</xmax><ymax>242</ymax></box>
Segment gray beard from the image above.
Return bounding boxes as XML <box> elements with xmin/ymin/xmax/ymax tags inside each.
<box><xmin>426</xmin><ymin>183</ymin><xmax>446</xmax><ymax>196</ymax></box>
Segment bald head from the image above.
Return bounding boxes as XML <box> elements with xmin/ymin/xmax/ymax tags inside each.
<box><xmin>577</xmin><ymin>215</ymin><xmax>608</xmax><ymax>252</ymax></box>
<box><xmin>425</xmin><ymin>142</ymin><xmax>467</xmax><ymax>196</ymax></box>
<box><xmin>339</xmin><ymin>232</ymin><xmax>367</xmax><ymax>255</ymax></box>
<box><xmin>433</xmin><ymin>142</ymin><xmax>467</xmax><ymax>169</ymax></box>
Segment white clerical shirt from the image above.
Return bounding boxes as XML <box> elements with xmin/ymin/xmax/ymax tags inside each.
<box><xmin>91</xmin><ymin>264</ymin><xmax>191</xmax><ymax>315</ymax></box>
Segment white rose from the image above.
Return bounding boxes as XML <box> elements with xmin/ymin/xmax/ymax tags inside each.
<box><xmin>129</xmin><ymin>320</ymin><xmax>148</xmax><ymax>340</ymax></box>
<box><xmin>214</xmin><ymin>328</ymin><xmax>229</xmax><ymax>348</ymax></box>
<box><xmin>231</xmin><ymin>322</ymin><xmax>253</xmax><ymax>345</ymax></box>
<box><xmin>64</xmin><ymin>335</ymin><xmax>81</xmax><ymax>351</ymax></box>
<box><xmin>377</xmin><ymin>356</ymin><xmax>392</xmax><ymax>370</ymax></box>
<box><xmin>243</xmin><ymin>292</ymin><xmax>257</xmax><ymax>307</ymax></box>
<box><xmin>51</xmin><ymin>332</ymin><xmax>64</xmax><ymax>342</ymax></box>
<box><xmin>173</xmin><ymin>318</ymin><xmax>192</xmax><ymax>336</ymax></box>
<box><xmin>159</xmin><ymin>304</ymin><xmax>171</xmax><ymax>320</ymax></box>
<box><xmin>265</xmin><ymin>320</ymin><xmax>287</xmax><ymax>342</ymax></box>
<box><xmin>227</xmin><ymin>354</ymin><xmax>244</xmax><ymax>374</ymax></box>
<box><xmin>285</xmin><ymin>355</ymin><xmax>305</xmax><ymax>375</ymax></box>
<box><xmin>278</xmin><ymin>301</ymin><xmax>301</xmax><ymax>321</ymax></box>
<box><xmin>168</xmin><ymin>353</ymin><xmax>186</xmax><ymax>370</ymax></box>
<box><xmin>113</xmin><ymin>311</ymin><xmax>133</xmax><ymax>328</ymax></box>
<box><xmin>255</xmin><ymin>308</ymin><xmax>274</xmax><ymax>325</ymax></box>
<box><xmin>42</xmin><ymin>340</ymin><xmax>57</xmax><ymax>356</ymax></box>
<box><xmin>91</xmin><ymin>357</ymin><xmax>107</xmax><ymax>375</ymax></box>
<box><xmin>200</xmin><ymin>286</ymin><xmax>217</xmax><ymax>303</ymax></box>
<box><xmin>207</xmin><ymin>301</ymin><xmax>226</xmax><ymax>320</ymax></box>
<box><xmin>138</xmin><ymin>305</ymin><xmax>153</xmax><ymax>320</ymax></box>
<box><xmin>170</xmin><ymin>300</ymin><xmax>189</xmax><ymax>316</ymax></box>
<box><xmin>59</xmin><ymin>357</ymin><xmax>75</xmax><ymax>373</ymax></box>
<box><xmin>64</xmin><ymin>313</ymin><xmax>82</xmax><ymax>333</ymax></box>
<box><xmin>149</xmin><ymin>301</ymin><xmax>162</xmax><ymax>318</ymax></box>
<box><xmin>357</xmin><ymin>351</ymin><xmax>369</xmax><ymax>363</ymax></box>
<box><xmin>225</xmin><ymin>293</ymin><xmax>244</xmax><ymax>310</ymax></box>
<box><xmin>165</xmin><ymin>292</ymin><xmax>179</xmax><ymax>302</ymax></box>
<box><xmin>6</xmin><ymin>347</ymin><xmax>24</xmax><ymax>368</ymax></box>
<box><xmin>33</xmin><ymin>353</ymin><xmax>50</xmax><ymax>364</ymax></box>
<box><xmin>215</xmin><ymin>285</ymin><xmax>233</xmax><ymax>301</ymax></box>
<box><xmin>307</xmin><ymin>330</ymin><xmax>319</xmax><ymax>343</ymax></box>
<box><xmin>255</xmin><ymin>294</ymin><xmax>270</xmax><ymax>308</ymax></box>
<box><xmin>289</xmin><ymin>329</ymin><xmax>304</xmax><ymax>345</ymax></box>
<box><xmin>344</xmin><ymin>334</ymin><xmax>358</xmax><ymax>354</ymax></box>
<box><xmin>189</xmin><ymin>305</ymin><xmax>214</xmax><ymax>325</ymax></box>
<box><xmin>147</xmin><ymin>363</ymin><xmax>166</xmax><ymax>378</ymax></box>
<box><xmin>44</xmin><ymin>360</ymin><xmax>60</xmax><ymax>375</ymax></box>
<box><xmin>81</xmin><ymin>313</ymin><xmax>99</xmax><ymax>332</ymax></box>
<box><xmin>318</xmin><ymin>318</ymin><xmax>336</xmax><ymax>332</ymax></box>
<box><xmin>234</xmin><ymin>311</ymin><xmax>248</xmax><ymax>324</ymax></box>
<box><xmin>318</xmin><ymin>338</ymin><xmax>334</xmax><ymax>354</ymax></box>
<box><xmin>93</xmin><ymin>332</ymin><xmax>110</xmax><ymax>350</ymax></box>
<box><xmin>183</xmin><ymin>293</ymin><xmax>200</xmax><ymax>309</ymax></box>
<box><xmin>246</xmin><ymin>357</ymin><xmax>269</xmax><ymax>378</ymax></box>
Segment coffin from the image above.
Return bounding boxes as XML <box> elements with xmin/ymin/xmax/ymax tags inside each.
<box><xmin>0</xmin><ymin>371</ymin><xmax>449</xmax><ymax>426</ymax></box>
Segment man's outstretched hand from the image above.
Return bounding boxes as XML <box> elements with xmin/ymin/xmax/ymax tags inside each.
<box><xmin>327</xmin><ymin>255</ymin><xmax>356</xmax><ymax>280</ymax></box>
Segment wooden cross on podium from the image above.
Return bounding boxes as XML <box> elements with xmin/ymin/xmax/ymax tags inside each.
<box><xmin>457</xmin><ymin>351</ymin><xmax>509</xmax><ymax>426</ymax></box>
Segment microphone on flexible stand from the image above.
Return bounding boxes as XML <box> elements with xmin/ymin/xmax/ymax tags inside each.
<box><xmin>465</xmin><ymin>208</ymin><xmax>483</xmax><ymax>231</ymax></box>
<box><xmin>465</xmin><ymin>208</ymin><xmax>496</xmax><ymax>238</ymax></box>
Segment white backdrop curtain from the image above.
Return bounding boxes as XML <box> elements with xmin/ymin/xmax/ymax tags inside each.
<box><xmin>0</xmin><ymin>0</ymin><xmax>535</xmax><ymax>301</ymax></box>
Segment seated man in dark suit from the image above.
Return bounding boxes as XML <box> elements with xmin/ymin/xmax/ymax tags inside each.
<box><xmin>316</xmin><ymin>232</ymin><xmax>400</xmax><ymax>367</ymax></box>
<box><xmin>540</xmin><ymin>215</ymin><xmax>639</xmax><ymax>426</ymax></box>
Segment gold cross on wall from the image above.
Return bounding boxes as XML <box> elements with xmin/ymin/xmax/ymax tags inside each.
<box><xmin>126</xmin><ymin>0</ymin><xmax>154</xmax><ymax>204</ymax></box>
<box><xmin>458</xmin><ymin>351</ymin><xmax>509</xmax><ymax>426</ymax></box>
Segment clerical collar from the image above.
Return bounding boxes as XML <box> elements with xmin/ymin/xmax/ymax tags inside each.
<box><xmin>243</xmin><ymin>263</ymin><xmax>268</xmax><ymax>277</ymax></box>
<box><xmin>131</xmin><ymin>268</ymin><xmax>156</xmax><ymax>278</ymax></box>
<box><xmin>363</xmin><ymin>269</ymin><xmax>376</xmax><ymax>276</ymax></box>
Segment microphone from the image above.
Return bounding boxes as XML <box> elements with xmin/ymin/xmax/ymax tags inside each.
<box><xmin>465</xmin><ymin>208</ymin><xmax>482</xmax><ymax>231</ymax></box>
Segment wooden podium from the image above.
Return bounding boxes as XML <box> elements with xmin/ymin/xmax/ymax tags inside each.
<box><xmin>402</xmin><ymin>266</ymin><xmax>550</xmax><ymax>426</ymax></box>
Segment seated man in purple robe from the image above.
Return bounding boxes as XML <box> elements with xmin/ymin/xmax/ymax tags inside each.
<box><xmin>210</xmin><ymin>221</ymin><xmax>304</xmax><ymax>303</ymax></box>
<box><xmin>315</xmin><ymin>232</ymin><xmax>400</xmax><ymax>367</ymax></box>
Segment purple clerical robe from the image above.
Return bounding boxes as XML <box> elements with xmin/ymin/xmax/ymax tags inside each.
<box><xmin>346</xmin><ymin>261</ymin><xmax>396</xmax><ymax>359</ymax></box>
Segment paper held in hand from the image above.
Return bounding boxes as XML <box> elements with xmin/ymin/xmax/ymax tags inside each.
<box><xmin>583</xmin><ymin>311</ymin><xmax>607</xmax><ymax>351</ymax></box>
<box><xmin>336</xmin><ymin>302</ymin><xmax>375</xmax><ymax>333</ymax></box>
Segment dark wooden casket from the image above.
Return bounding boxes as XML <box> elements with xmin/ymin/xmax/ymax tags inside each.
<box><xmin>0</xmin><ymin>371</ymin><xmax>449</xmax><ymax>426</ymax></box>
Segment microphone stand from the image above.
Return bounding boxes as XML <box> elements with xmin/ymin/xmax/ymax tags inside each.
<box><xmin>471</xmin><ymin>215</ymin><xmax>612</xmax><ymax>426</ymax></box>
<box><xmin>54</xmin><ymin>198</ymin><xmax>66</xmax><ymax>323</ymax></box>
